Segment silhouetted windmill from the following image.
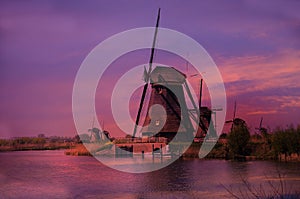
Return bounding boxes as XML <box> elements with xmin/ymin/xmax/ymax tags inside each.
<box><xmin>226</xmin><ymin>101</ymin><xmax>247</xmax><ymax>133</ymax></box>
<box><xmin>255</xmin><ymin>117</ymin><xmax>267</xmax><ymax>135</ymax></box>
<box><xmin>226</xmin><ymin>100</ymin><xmax>237</xmax><ymax>132</ymax></box>
<box><xmin>195</xmin><ymin>79</ymin><xmax>214</xmax><ymax>139</ymax></box>
<box><xmin>89</xmin><ymin>117</ymin><xmax>101</xmax><ymax>142</ymax></box>
<box><xmin>132</xmin><ymin>9</ymin><xmax>212</xmax><ymax>142</ymax></box>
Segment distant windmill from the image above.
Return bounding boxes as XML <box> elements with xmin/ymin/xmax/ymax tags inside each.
<box><xmin>225</xmin><ymin>101</ymin><xmax>246</xmax><ymax>132</ymax></box>
<box><xmin>89</xmin><ymin>117</ymin><xmax>101</xmax><ymax>142</ymax></box>
<box><xmin>194</xmin><ymin>78</ymin><xmax>214</xmax><ymax>139</ymax></box>
<box><xmin>225</xmin><ymin>100</ymin><xmax>237</xmax><ymax>131</ymax></box>
<box><xmin>255</xmin><ymin>117</ymin><xmax>267</xmax><ymax>135</ymax></box>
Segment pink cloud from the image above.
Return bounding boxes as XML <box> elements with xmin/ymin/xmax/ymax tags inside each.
<box><xmin>247</xmin><ymin>110</ymin><xmax>278</xmax><ymax>115</ymax></box>
<box><xmin>219</xmin><ymin>49</ymin><xmax>300</xmax><ymax>97</ymax></box>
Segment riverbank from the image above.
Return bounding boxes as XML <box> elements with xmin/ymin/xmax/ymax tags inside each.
<box><xmin>2</xmin><ymin>142</ymin><xmax>300</xmax><ymax>162</ymax></box>
<box><xmin>0</xmin><ymin>143</ymin><xmax>72</xmax><ymax>152</ymax></box>
<box><xmin>2</xmin><ymin>130</ymin><xmax>300</xmax><ymax>162</ymax></box>
<box><xmin>0</xmin><ymin>136</ymin><xmax>76</xmax><ymax>152</ymax></box>
<box><xmin>63</xmin><ymin>142</ymin><xmax>300</xmax><ymax>162</ymax></box>
<box><xmin>183</xmin><ymin>140</ymin><xmax>300</xmax><ymax>162</ymax></box>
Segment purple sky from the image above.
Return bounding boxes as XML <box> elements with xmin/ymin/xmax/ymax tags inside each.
<box><xmin>1</xmin><ymin>0</ymin><xmax>300</xmax><ymax>138</ymax></box>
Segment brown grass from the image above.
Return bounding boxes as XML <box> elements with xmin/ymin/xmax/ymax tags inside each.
<box><xmin>64</xmin><ymin>144</ymin><xmax>91</xmax><ymax>156</ymax></box>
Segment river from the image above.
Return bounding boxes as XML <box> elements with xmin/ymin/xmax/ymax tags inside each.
<box><xmin>0</xmin><ymin>150</ymin><xmax>299</xmax><ymax>198</ymax></box>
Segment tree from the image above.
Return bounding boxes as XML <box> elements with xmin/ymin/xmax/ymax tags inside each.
<box><xmin>272</xmin><ymin>125</ymin><xmax>300</xmax><ymax>160</ymax></box>
<box><xmin>227</xmin><ymin>120</ymin><xmax>250</xmax><ymax>157</ymax></box>
<box><xmin>37</xmin><ymin>133</ymin><xmax>45</xmax><ymax>138</ymax></box>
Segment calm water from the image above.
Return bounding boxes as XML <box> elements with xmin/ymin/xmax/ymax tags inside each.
<box><xmin>0</xmin><ymin>150</ymin><xmax>300</xmax><ymax>198</ymax></box>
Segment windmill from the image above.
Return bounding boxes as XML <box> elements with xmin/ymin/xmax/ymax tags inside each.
<box><xmin>195</xmin><ymin>79</ymin><xmax>214</xmax><ymax>139</ymax></box>
<box><xmin>88</xmin><ymin>117</ymin><xmax>101</xmax><ymax>142</ymax></box>
<box><xmin>225</xmin><ymin>101</ymin><xmax>246</xmax><ymax>132</ymax></box>
<box><xmin>255</xmin><ymin>117</ymin><xmax>267</xmax><ymax>135</ymax></box>
<box><xmin>225</xmin><ymin>100</ymin><xmax>237</xmax><ymax>132</ymax></box>
<box><xmin>132</xmin><ymin>9</ymin><xmax>213</xmax><ymax>142</ymax></box>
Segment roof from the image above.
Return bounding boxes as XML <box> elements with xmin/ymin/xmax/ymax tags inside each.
<box><xmin>149</xmin><ymin>66</ymin><xmax>186</xmax><ymax>84</ymax></box>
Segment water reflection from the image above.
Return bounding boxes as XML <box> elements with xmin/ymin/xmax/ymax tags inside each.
<box><xmin>0</xmin><ymin>151</ymin><xmax>299</xmax><ymax>198</ymax></box>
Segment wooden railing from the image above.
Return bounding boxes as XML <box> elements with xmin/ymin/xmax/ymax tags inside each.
<box><xmin>114</xmin><ymin>137</ymin><xmax>168</xmax><ymax>144</ymax></box>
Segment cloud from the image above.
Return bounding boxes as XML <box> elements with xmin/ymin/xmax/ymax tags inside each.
<box><xmin>219</xmin><ymin>49</ymin><xmax>300</xmax><ymax>97</ymax></box>
<box><xmin>247</xmin><ymin>110</ymin><xmax>278</xmax><ymax>115</ymax></box>
<box><xmin>264</xmin><ymin>96</ymin><xmax>300</xmax><ymax>109</ymax></box>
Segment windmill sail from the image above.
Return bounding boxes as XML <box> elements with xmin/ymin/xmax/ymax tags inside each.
<box><xmin>132</xmin><ymin>8</ymin><xmax>160</xmax><ymax>138</ymax></box>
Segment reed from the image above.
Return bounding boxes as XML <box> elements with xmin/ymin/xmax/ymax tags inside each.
<box><xmin>65</xmin><ymin>144</ymin><xmax>91</xmax><ymax>156</ymax></box>
<box><xmin>221</xmin><ymin>171</ymin><xmax>300</xmax><ymax>199</ymax></box>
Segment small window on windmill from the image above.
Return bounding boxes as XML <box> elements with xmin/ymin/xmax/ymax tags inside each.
<box><xmin>158</xmin><ymin>88</ymin><xmax>163</xmax><ymax>94</ymax></box>
<box><xmin>155</xmin><ymin>120</ymin><xmax>160</xmax><ymax>126</ymax></box>
<box><xmin>155</xmin><ymin>87</ymin><xmax>163</xmax><ymax>95</ymax></box>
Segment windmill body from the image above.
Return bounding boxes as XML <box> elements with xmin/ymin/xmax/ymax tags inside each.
<box><xmin>142</xmin><ymin>66</ymin><xmax>194</xmax><ymax>142</ymax></box>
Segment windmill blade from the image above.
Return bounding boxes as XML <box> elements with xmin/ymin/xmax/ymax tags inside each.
<box><xmin>233</xmin><ymin>100</ymin><xmax>237</xmax><ymax>120</ymax></box>
<box><xmin>199</xmin><ymin>79</ymin><xmax>203</xmax><ymax>112</ymax></box>
<box><xmin>259</xmin><ymin>117</ymin><xmax>263</xmax><ymax>129</ymax></box>
<box><xmin>132</xmin><ymin>8</ymin><xmax>160</xmax><ymax>138</ymax></box>
<box><xmin>228</xmin><ymin>101</ymin><xmax>237</xmax><ymax>133</ymax></box>
<box><xmin>230</xmin><ymin>123</ymin><xmax>234</xmax><ymax>132</ymax></box>
<box><xmin>148</xmin><ymin>8</ymin><xmax>160</xmax><ymax>75</ymax></box>
<box><xmin>225</xmin><ymin>120</ymin><xmax>233</xmax><ymax>123</ymax></box>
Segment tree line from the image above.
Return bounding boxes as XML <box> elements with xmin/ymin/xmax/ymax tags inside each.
<box><xmin>224</xmin><ymin>124</ymin><xmax>300</xmax><ymax>160</ymax></box>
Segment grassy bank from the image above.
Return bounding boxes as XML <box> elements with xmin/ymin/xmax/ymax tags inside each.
<box><xmin>2</xmin><ymin>125</ymin><xmax>300</xmax><ymax>162</ymax></box>
<box><xmin>0</xmin><ymin>136</ymin><xmax>75</xmax><ymax>152</ymax></box>
<box><xmin>0</xmin><ymin>143</ymin><xmax>72</xmax><ymax>152</ymax></box>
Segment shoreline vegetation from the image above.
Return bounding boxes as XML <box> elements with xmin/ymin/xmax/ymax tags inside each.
<box><xmin>0</xmin><ymin>135</ymin><xmax>74</xmax><ymax>152</ymax></box>
<box><xmin>1</xmin><ymin>125</ymin><xmax>300</xmax><ymax>162</ymax></box>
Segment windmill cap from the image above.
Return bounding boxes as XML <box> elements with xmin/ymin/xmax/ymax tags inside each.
<box><xmin>150</xmin><ymin>66</ymin><xmax>186</xmax><ymax>84</ymax></box>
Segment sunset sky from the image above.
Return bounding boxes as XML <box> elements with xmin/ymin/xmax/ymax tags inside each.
<box><xmin>1</xmin><ymin>0</ymin><xmax>300</xmax><ymax>138</ymax></box>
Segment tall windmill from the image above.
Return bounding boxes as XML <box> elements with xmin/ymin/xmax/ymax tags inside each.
<box><xmin>132</xmin><ymin>9</ymin><xmax>214</xmax><ymax>142</ymax></box>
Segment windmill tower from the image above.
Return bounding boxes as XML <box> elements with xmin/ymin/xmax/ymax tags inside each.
<box><xmin>142</xmin><ymin>66</ymin><xmax>194</xmax><ymax>141</ymax></box>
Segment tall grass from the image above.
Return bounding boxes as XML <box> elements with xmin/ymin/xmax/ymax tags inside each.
<box><xmin>222</xmin><ymin>171</ymin><xmax>300</xmax><ymax>199</ymax></box>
